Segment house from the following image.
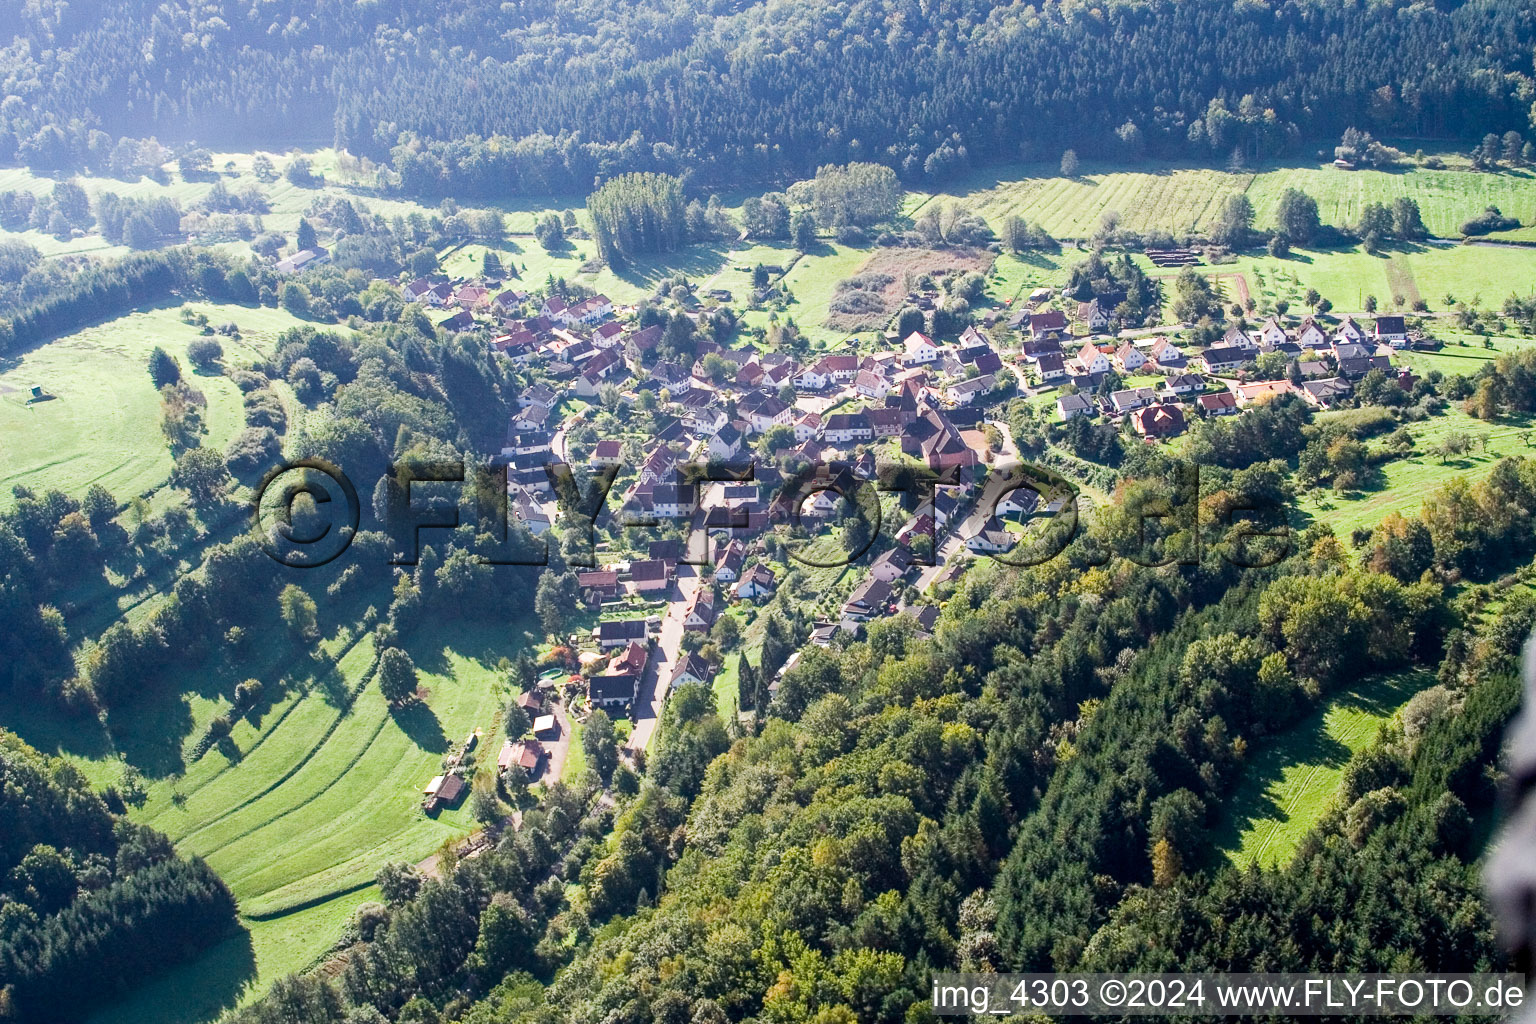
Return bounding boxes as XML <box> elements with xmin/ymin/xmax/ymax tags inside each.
<box><xmin>1235</xmin><ymin>379</ymin><xmax>1295</xmax><ymax>406</ymax></box>
<box><xmin>629</xmin><ymin>559</ymin><xmax>672</xmax><ymax>594</ymax></box>
<box><xmin>1131</xmin><ymin>403</ymin><xmax>1186</xmax><ymax>438</ymax></box>
<box><xmin>439</xmin><ymin>310</ymin><xmax>475</xmax><ymax>332</ymax></box>
<box><xmin>403</xmin><ymin>277</ymin><xmax>435</xmax><ymax>302</ymax></box>
<box><xmin>519</xmin><ymin>384</ymin><xmax>557</xmax><ymax>409</ymax></box>
<box><xmin>1108</xmin><ymin>387</ymin><xmax>1157</xmax><ymax>415</ymax></box>
<box><xmin>577</xmin><ymin>570</ymin><xmax>622</xmax><ymax>603</ymax></box>
<box><xmin>1334</xmin><ymin>316</ymin><xmax>1365</xmax><ymax>344</ymax></box>
<box><xmin>1036</xmin><ymin>352</ymin><xmax>1068</xmax><ymax>383</ymax></box>
<box><xmin>869</xmin><ymin>546</ymin><xmax>912</xmax><ymax>584</ymax></box>
<box><xmin>683</xmin><ymin>587</ymin><xmax>717</xmax><ymax>631</ymax></box>
<box><xmin>1299</xmin><ymin>376</ymin><xmax>1354</xmax><ymax>409</ymax></box>
<box><xmin>591</xmin><ymin>641</ymin><xmax>648</xmax><ymax>710</ymax></box>
<box><xmin>1332</xmin><ymin>341</ymin><xmax>1371</xmax><ymax>362</ymax></box>
<box><xmin>1296</xmin><ymin>318</ymin><xmax>1329</xmax><ymax>350</ymax></box>
<box><xmin>671</xmin><ymin>652</ymin><xmax>713</xmax><ymax>689</ymax></box>
<box><xmin>593</xmin><ymin>321</ymin><xmax>625</xmax><ymax>349</ymax></box>
<box><xmin>1375</xmin><ymin>315</ymin><xmax>1409</xmax><ymax>347</ymax></box>
<box><xmin>812</xmin><ymin>353</ymin><xmax>860</xmax><ymax>386</ymax></box>
<box><xmin>498</xmin><ymin>739</ymin><xmax>545</xmax><ymax>779</ymax></box>
<box><xmin>822</xmin><ymin>413</ymin><xmax>874</xmax><ymax>445</ymax></box>
<box><xmin>1021</xmin><ymin>337</ymin><xmax>1064</xmax><ymax>362</ymax></box>
<box><xmin>502</xmin><ymin>429</ymin><xmax>552</xmax><ymax>457</ymax></box>
<box><xmin>1075</xmin><ymin>342</ymin><xmax>1111</xmax><ymax>376</ymax></box>
<box><xmin>1158</xmin><ymin>372</ymin><xmax>1205</xmax><ymax>397</ymax></box>
<box><xmin>1197</xmin><ymin>391</ymin><xmax>1240</xmax><ymax>416</ymax></box>
<box><xmin>274</xmin><ymin>246</ymin><xmax>329</xmax><ymax>274</ymax></box>
<box><xmin>626</xmin><ymin>324</ymin><xmax>663</xmax><ymax>361</ymax></box>
<box><xmin>997</xmin><ymin>487</ymin><xmax>1040</xmax><ymax>518</ymax></box>
<box><xmin>423</xmin><ymin>773</ymin><xmax>467</xmax><ymax>810</ymax></box>
<box><xmin>904</xmin><ymin>604</ymin><xmax>941</xmax><ymax>636</ymax></box>
<box><xmin>793</xmin><ymin>412</ymin><xmax>823</xmax><ymax>442</ymax></box>
<box><xmin>854</xmin><ymin>369</ymin><xmax>892</xmax><ymax>401</ymax></box>
<box><xmin>866</xmin><ymin>407</ymin><xmax>905</xmax><ymax>438</ymax></box>
<box><xmin>1079</xmin><ymin>298</ymin><xmax>1112</xmax><ymax>332</ymax></box>
<box><xmin>683</xmin><ymin>400</ymin><xmax>729</xmax><ymax>436</ymax></box>
<box><xmin>513</xmin><ymin>403</ymin><xmax>551</xmax><ymax>431</ymax></box>
<box><xmin>965</xmin><ymin>517</ymin><xmax>1015</xmax><ymax>554</ymax></box>
<box><xmin>707</xmin><ymin>424</ymin><xmax>744</xmax><ymax>461</ymax></box>
<box><xmin>1113</xmin><ymin>343</ymin><xmax>1147</xmax><ymax>373</ymax></box>
<box><xmin>1256</xmin><ymin>317</ymin><xmax>1290</xmax><ymax>348</ymax></box>
<box><xmin>1149</xmin><ymin>337</ymin><xmax>1187</xmax><ymax>370</ymax></box>
<box><xmin>1057</xmin><ymin>393</ymin><xmax>1097</xmax><ymax>420</ymax></box>
<box><xmin>904</xmin><ymin>331</ymin><xmax>941</xmax><ymax>364</ymax></box>
<box><xmin>494</xmin><ymin>289</ymin><xmax>527</xmax><ymax>312</ymax></box>
<box><xmin>738</xmin><ymin>393</ymin><xmax>793</xmax><ymax>434</ymax></box>
<box><xmin>595</xmin><ymin>618</ymin><xmax>650</xmax><ymax>649</ymax></box>
<box><xmin>513</xmin><ymin>496</ymin><xmax>552</xmax><ymax>534</ymax></box>
<box><xmin>568</xmin><ymin>295</ymin><xmax>614</xmax><ymax>324</ymax></box>
<box><xmin>1221</xmin><ymin>324</ymin><xmax>1259</xmax><ymax>352</ymax></box>
<box><xmin>540</xmin><ymin>296</ymin><xmax>570</xmax><ymax>321</ymax></box>
<box><xmin>652</xmin><ymin>482</ymin><xmax>697</xmax><ymax>518</ymax></box>
<box><xmin>455</xmin><ymin>284</ymin><xmax>490</xmax><ymax>309</ymax></box>
<box><xmin>1295</xmin><ymin>359</ymin><xmax>1331</xmax><ymax>379</ymax></box>
<box><xmin>947</xmin><ymin>375</ymin><xmax>995</xmax><ymax>407</ymax></box>
<box><xmin>590</xmin><ymin>439</ymin><xmax>624</xmax><ymax>468</ymax></box>
<box><xmin>714</xmin><ymin>540</ymin><xmax>745</xmax><ymax>582</ymax></box>
<box><xmin>842</xmin><ymin>577</ymin><xmax>894</xmax><ymax>620</ymax></box>
<box><xmin>794</xmin><ymin>364</ymin><xmax>830</xmax><ymax>391</ymax></box>
<box><xmin>1199</xmin><ymin>346</ymin><xmax>1249</xmax><ymax>374</ymax></box>
<box><xmin>1029</xmin><ymin>310</ymin><xmax>1069</xmax><ymax>340</ymax></box>
<box><xmin>733</xmin><ymin>563</ymin><xmax>776</xmax><ymax>600</ymax></box>
<box><xmin>533</xmin><ymin>714</ymin><xmax>560</xmax><ymax>740</ymax></box>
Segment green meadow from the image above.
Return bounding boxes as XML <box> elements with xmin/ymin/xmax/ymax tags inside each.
<box><xmin>0</xmin><ymin>302</ymin><xmax>311</xmax><ymax>503</ymax></box>
<box><xmin>1298</xmin><ymin>406</ymin><xmax>1536</xmax><ymax>537</ymax></box>
<box><xmin>37</xmin><ymin>614</ymin><xmax>525</xmax><ymax>1024</ymax></box>
<box><xmin>929</xmin><ymin>154</ymin><xmax>1536</xmax><ymax>241</ymax></box>
<box><xmin>1219</xmin><ymin>671</ymin><xmax>1431</xmax><ymax>869</ymax></box>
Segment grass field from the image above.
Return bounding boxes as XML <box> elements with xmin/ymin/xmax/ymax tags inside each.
<box><xmin>930</xmin><ymin>156</ymin><xmax>1536</xmax><ymax>241</ymax></box>
<box><xmin>0</xmin><ymin>301</ymin><xmax>312</xmax><ymax>503</ymax></box>
<box><xmin>1206</xmin><ymin>243</ymin><xmax>1536</xmax><ymax>317</ymax></box>
<box><xmin>3</xmin><ymin>613</ymin><xmax>527</xmax><ymax>1024</ymax></box>
<box><xmin>1298</xmin><ymin>406</ymin><xmax>1536</xmax><ymax>536</ymax></box>
<box><xmin>0</xmin><ymin>148</ymin><xmax>584</xmax><ymax>262</ymax></box>
<box><xmin>1245</xmin><ymin>165</ymin><xmax>1536</xmax><ymax>239</ymax></box>
<box><xmin>1219</xmin><ymin>671</ymin><xmax>1431</xmax><ymax>869</ymax></box>
<box><xmin>929</xmin><ymin>160</ymin><xmax>1253</xmax><ymax>238</ymax></box>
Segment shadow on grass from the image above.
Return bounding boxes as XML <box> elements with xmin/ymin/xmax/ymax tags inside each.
<box><xmin>391</xmin><ymin>700</ymin><xmax>448</xmax><ymax>754</ymax></box>
<box><xmin>86</xmin><ymin>924</ymin><xmax>256</xmax><ymax>1024</ymax></box>
<box><xmin>1206</xmin><ymin>671</ymin><xmax>1430</xmax><ymax>865</ymax></box>
<box><xmin>609</xmin><ymin>242</ymin><xmax>733</xmax><ymax>293</ymax></box>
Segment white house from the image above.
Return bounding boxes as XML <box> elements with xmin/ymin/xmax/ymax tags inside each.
<box><xmin>1114</xmin><ymin>343</ymin><xmax>1147</xmax><ymax>373</ymax></box>
<box><xmin>904</xmin><ymin>331</ymin><xmax>940</xmax><ymax>364</ymax></box>
<box><xmin>707</xmin><ymin>424</ymin><xmax>743</xmax><ymax>461</ymax></box>
<box><xmin>1037</xmin><ymin>352</ymin><xmax>1068</xmax><ymax>383</ymax></box>
<box><xmin>1075</xmin><ymin>343</ymin><xmax>1110</xmax><ymax>376</ymax></box>
<box><xmin>1374</xmin><ymin>315</ymin><xmax>1408</xmax><ymax>347</ymax></box>
<box><xmin>1057</xmin><ymin>393</ymin><xmax>1096</xmax><ymax>420</ymax></box>
<box><xmin>1297</xmin><ymin>319</ymin><xmax>1329</xmax><ymax>350</ymax></box>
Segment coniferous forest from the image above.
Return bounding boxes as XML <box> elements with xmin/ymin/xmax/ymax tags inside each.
<box><xmin>2</xmin><ymin>0</ymin><xmax>1534</xmax><ymax>194</ymax></box>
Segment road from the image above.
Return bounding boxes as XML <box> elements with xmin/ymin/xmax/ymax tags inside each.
<box><xmin>625</xmin><ymin>563</ymin><xmax>702</xmax><ymax>753</ymax></box>
<box><xmin>914</xmin><ymin>423</ymin><xmax>1021</xmax><ymax>593</ymax></box>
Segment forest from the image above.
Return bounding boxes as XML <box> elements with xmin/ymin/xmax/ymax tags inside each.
<box><xmin>203</xmin><ymin>433</ymin><xmax>1536</xmax><ymax>1024</ymax></box>
<box><xmin>0</xmin><ymin>733</ymin><xmax>239</xmax><ymax>1022</ymax></box>
<box><xmin>2</xmin><ymin>0</ymin><xmax>1534</xmax><ymax>194</ymax></box>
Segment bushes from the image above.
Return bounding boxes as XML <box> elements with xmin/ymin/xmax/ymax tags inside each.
<box><xmin>225</xmin><ymin>426</ymin><xmax>282</xmax><ymax>478</ymax></box>
<box><xmin>1460</xmin><ymin>205</ymin><xmax>1520</xmax><ymax>236</ymax></box>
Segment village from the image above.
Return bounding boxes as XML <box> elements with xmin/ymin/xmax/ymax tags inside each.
<box><xmin>368</xmin><ymin>256</ymin><xmax>1438</xmax><ymax>809</ymax></box>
